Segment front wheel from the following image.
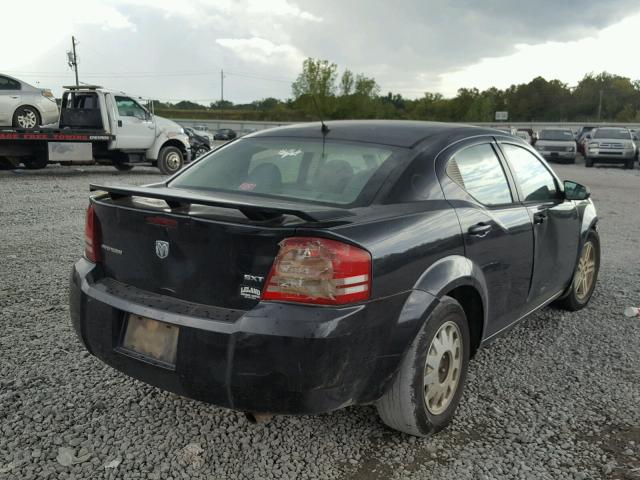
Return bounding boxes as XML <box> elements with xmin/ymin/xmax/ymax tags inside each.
<box><xmin>376</xmin><ymin>296</ymin><xmax>470</xmax><ymax>437</ymax></box>
<box><xmin>585</xmin><ymin>157</ymin><xmax>594</xmax><ymax>168</ymax></box>
<box><xmin>556</xmin><ymin>230</ymin><xmax>600</xmax><ymax>311</ymax></box>
<box><xmin>625</xmin><ymin>159</ymin><xmax>635</xmax><ymax>170</ymax></box>
<box><xmin>194</xmin><ymin>146</ymin><xmax>209</xmax><ymax>158</ymax></box>
<box><xmin>157</xmin><ymin>146</ymin><xmax>184</xmax><ymax>175</ymax></box>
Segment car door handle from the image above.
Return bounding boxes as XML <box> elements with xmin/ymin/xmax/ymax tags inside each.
<box><xmin>10</xmin><ymin>95</ymin><xmax>19</xmax><ymax>99</ymax></box>
<box><xmin>468</xmin><ymin>223</ymin><xmax>492</xmax><ymax>237</ymax></box>
<box><xmin>533</xmin><ymin>212</ymin><xmax>547</xmax><ymax>224</ymax></box>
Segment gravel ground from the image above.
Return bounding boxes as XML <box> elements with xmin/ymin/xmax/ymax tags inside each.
<box><xmin>0</xmin><ymin>158</ymin><xmax>639</xmax><ymax>480</ymax></box>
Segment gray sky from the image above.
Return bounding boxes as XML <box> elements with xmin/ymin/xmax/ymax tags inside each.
<box><xmin>3</xmin><ymin>0</ymin><xmax>640</xmax><ymax>104</ymax></box>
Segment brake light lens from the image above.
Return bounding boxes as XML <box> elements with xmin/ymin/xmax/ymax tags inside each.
<box><xmin>261</xmin><ymin>237</ymin><xmax>371</xmax><ymax>305</ymax></box>
<box><xmin>84</xmin><ymin>204</ymin><xmax>101</xmax><ymax>263</ymax></box>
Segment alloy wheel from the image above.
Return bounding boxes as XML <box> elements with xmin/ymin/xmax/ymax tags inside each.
<box><xmin>17</xmin><ymin>109</ymin><xmax>37</xmax><ymax>129</ymax></box>
<box><xmin>574</xmin><ymin>240</ymin><xmax>596</xmax><ymax>301</ymax></box>
<box><xmin>423</xmin><ymin>320</ymin><xmax>462</xmax><ymax>415</ymax></box>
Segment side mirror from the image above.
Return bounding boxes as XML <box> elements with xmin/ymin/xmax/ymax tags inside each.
<box><xmin>585</xmin><ymin>134</ymin><xmax>591</xmax><ymax>140</ymax></box>
<box><xmin>564</xmin><ymin>180</ymin><xmax>590</xmax><ymax>201</ymax></box>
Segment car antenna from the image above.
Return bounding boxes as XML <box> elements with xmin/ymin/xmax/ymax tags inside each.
<box><xmin>311</xmin><ymin>95</ymin><xmax>330</xmax><ymax>134</ymax></box>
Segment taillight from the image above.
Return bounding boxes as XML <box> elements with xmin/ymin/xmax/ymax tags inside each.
<box><xmin>261</xmin><ymin>237</ymin><xmax>371</xmax><ymax>305</ymax></box>
<box><xmin>84</xmin><ymin>204</ymin><xmax>101</xmax><ymax>263</ymax></box>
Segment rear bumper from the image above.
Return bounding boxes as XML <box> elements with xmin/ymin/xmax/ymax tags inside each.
<box><xmin>70</xmin><ymin>258</ymin><xmax>427</xmax><ymax>414</ymax></box>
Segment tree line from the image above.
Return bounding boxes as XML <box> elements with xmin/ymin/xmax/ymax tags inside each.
<box><xmin>154</xmin><ymin>58</ymin><xmax>640</xmax><ymax>123</ymax></box>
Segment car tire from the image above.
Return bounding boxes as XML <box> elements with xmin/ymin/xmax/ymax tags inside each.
<box><xmin>376</xmin><ymin>296</ymin><xmax>470</xmax><ymax>437</ymax></box>
<box><xmin>194</xmin><ymin>146</ymin><xmax>209</xmax><ymax>158</ymax></box>
<box><xmin>625</xmin><ymin>159</ymin><xmax>635</xmax><ymax>170</ymax></box>
<box><xmin>556</xmin><ymin>230</ymin><xmax>600</xmax><ymax>311</ymax></box>
<box><xmin>12</xmin><ymin>106</ymin><xmax>41</xmax><ymax>129</ymax></box>
<box><xmin>22</xmin><ymin>153</ymin><xmax>48</xmax><ymax>170</ymax></box>
<box><xmin>113</xmin><ymin>162</ymin><xmax>133</xmax><ymax>171</ymax></box>
<box><xmin>157</xmin><ymin>146</ymin><xmax>184</xmax><ymax>175</ymax></box>
<box><xmin>585</xmin><ymin>157</ymin><xmax>594</xmax><ymax>168</ymax></box>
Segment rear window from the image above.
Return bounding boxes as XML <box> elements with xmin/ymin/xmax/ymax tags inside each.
<box><xmin>169</xmin><ymin>137</ymin><xmax>403</xmax><ymax>205</ymax></box>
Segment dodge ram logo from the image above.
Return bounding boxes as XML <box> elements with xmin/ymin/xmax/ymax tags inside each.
<box><xmin>155</xmin><ymin>240</ymin><xmax>169</xmax><ymax>259</ymax></box>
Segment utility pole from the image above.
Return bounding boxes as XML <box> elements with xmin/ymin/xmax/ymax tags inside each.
<box><xmin>597</xmin><ymin>89</ymin><xmax>603</xmax><ymax>121</ymax></box>
<box><xmin>220</xmin><ymin>69</ymin><xmax>225</xmax><ymax>103</ymax></box>
<box><xmin>67</xmin><ymin>36</ymin><xmax>79</xmax><ymax>86</ymax></box>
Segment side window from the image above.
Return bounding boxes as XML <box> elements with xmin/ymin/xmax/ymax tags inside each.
<box><xmin>0</xmin><ymin>76</ymin><xmax>20</xmax><ymax>90</ymax></box>
<box><xmin>446</xmin><ymin>143</ymin><xmax>513</xmax><ymax>206</ymax></box>
<box><xmin>501</xmin><ymin>144</ymin><xmax>558</xmax><ymax>202</ymax></box>
<box><xmin>115</xmin><ymin>96</ymin><xmax>147</xmax><ymax>119</ymax></box>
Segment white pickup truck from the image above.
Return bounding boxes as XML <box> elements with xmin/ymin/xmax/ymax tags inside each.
<box><xmin>0</xmin><ymin>85</ymin><xmax>191</xmax><ymax>175</ymax></box>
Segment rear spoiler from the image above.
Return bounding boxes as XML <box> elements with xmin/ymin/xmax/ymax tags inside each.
<box><xmin>89</xmin><ymin>184</ymin><xmax>354</xmax><ymax>223</ymax></box>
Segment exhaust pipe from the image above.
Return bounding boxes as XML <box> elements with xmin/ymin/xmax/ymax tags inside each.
<box><xmin>244</xmin><ymin>412</ymin><xmax>273</xmax><ymax>424</ymax></box>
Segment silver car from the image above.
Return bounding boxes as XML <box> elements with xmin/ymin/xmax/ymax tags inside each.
<box><xmin>585</xmin><ymin>127</ymin><xmax>636</xmax><ymax>169</ymax></box>
<box><xmin>534</xmin><ymin>128</ymin><xmax>577</xmax><ymax>164</ymax></box>
<box><xmin>0</xmin><ymin>74</ymin><xmax>59</xmax><ymax>128</ymax></box>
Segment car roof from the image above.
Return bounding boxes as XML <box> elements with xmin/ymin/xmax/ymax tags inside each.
<box><xmin>249</xmin><ymin>120</ymin><xmax>506</xmax><ymax>149</ymax></box>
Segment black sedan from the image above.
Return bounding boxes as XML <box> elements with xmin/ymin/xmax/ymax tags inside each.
<box><xmin>213</xmin><ymin>128</ymin><xmax>237</xmax><ymax>140</ymax></box>
<box><xmin>183</xmin><ymin>127</ymin><xmax>210</xmax><ymax>158</ymax></box>
<box><xmin>70</xmin><ymin>121</ymin><xmax>599</xmax><ymax>436</ymax></box>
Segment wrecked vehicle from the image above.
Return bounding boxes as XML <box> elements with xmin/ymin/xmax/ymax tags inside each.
<box><xmin>70</xmin><ymin>120</ymin><xmax>600</xmax><ymax>436</ymax></box>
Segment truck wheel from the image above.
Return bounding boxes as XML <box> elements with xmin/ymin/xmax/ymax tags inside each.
<box><xmin>157</xmin><ymin>146</ymin><xmax>184</xmax><ymax>175</ymax></box>
<box><xmin>114</xmin><ymin>162</ymin><xmax>133</xmax><ymax>171</ymax></box>
<box><xmin>22</xmin><ymin>155</ymin><xmax>48</xmax><ymax>170</ymax></box>
<box><xmin>376</xmin><ymin>296</ymin><xmax>470</xmax><ymax>437</ymax></box>
<box><xmin>556</xmin><ymin>230</ymin><xmax>600</xmax><ymax>311</ymax></box>
<box><xmin>625</xmin><ymin>159</ymin><xmax>635</xmax><ymax>169</ymax></box>
<box><xmin>585</xmin><ymin>157</ymin><xmax>594</xmax><ymax>168</ymax></box>
<box><xmin>12</xmin><ymin>106</ymin><xmax>41</xmax><ymax>129</ymax></box>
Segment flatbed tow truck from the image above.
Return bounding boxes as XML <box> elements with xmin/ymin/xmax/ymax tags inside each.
<box><xmin>0</xmin><ymin>85</ymin><xmax>191</xmax><ymax>175</ymax></box>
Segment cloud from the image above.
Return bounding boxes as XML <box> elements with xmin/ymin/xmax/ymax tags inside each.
<box><xmin>2</xmin><ymin>0</ymin><xmax>640</xmax><ymax>103</ymax></box>
<box><xmin>216</xmin><ymin>38</ymin><xmax>304</xmax><ymax>68</ymax></box>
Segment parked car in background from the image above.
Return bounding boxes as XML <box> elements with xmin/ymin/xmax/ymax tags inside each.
<box><xmin>584</xmin><ymin>127</ymin><xmax>636</xmax><ymax>168</ymax></box>
<box><xmin>184</xmin><ymin>127</ymin><xmax>211</xmax><ymax>158</ymax></box>
<box><xmin>514</xmin><ymin>128</ymin><xmax>534</xmax><ymax>144</ymax></box>
<box><xmin>71</xmin><ymin>120</ymin><xmax>599</xmax><ymax>437</ymax></box>
<box><xmin>630</xmin><ymin>129</ymin><xmax>640</xmax><ymax>158</ymax></box>
<box><xmin>214</xmin><ymin>128</ymin><xmax>237</xmax><ymax>140</ymax></box>
<box><xmin>187</xmin><ymin>126</ymin><xmax>213</xmax><ymax>144</ymax></box>
<box><xmin>576</xmin><ymin>126</ymin><xmax>596</xmax><ymax>154</ymax></box>
<box><xmin>535</xmin><ymin>128</ymin><xmax>577</xmax><ymax>163</ymax></box>
<box><xmin>0</xmin><ymin>73</ymin><xmax>59</xmax><ymax>128</ymax></box>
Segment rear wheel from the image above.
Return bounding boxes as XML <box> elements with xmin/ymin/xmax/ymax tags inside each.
<box><xmin>12</xmin><ymin>106</ymin><xmax>41</xmax><ymax>129</ymax></box>
<box><xmin>585</xmin><ymin>157</ymin><xmax>594</xmax><ymax>168</ymax></box>
<box><xmin>556</xmin><ymin>230</ymin><xmax>600</xmax><ymax>311</ymax></box>
<box><xmin>0</xmin><ymin>157</ymin><xmax>16</xmax><ymax>170</ymax></box>
<box><xmin>157</xmin><ymin>146</ymin><xmax>184</xmax><ymax>175</ymax></box>
<box><xmin>22</xmin><ymin>154</ymin><xmax>48</xmax><ymax>170</ymax></box>
<box><xmin>113</xmin><ymin>162</ymin><xmax>133</xmax><ymax>171</ymax></box>
<box><xmin>376</xmin><ymin>296</ymin><xmax>470</xmax><ymax>437</ymax></box>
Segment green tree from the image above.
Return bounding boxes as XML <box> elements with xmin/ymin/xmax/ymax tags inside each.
<box><xmin>291</xmin><ymin>58</ymin><xmax>338</xmax><ymax>99</ymax></box>
<box><xmin>340</xmin><ymin>70</ymin><xmax>354</xmax><ymax>96</ymax></box>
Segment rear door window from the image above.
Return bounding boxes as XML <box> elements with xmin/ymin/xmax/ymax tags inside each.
<box><xmin>170</xmin><ymin>137</ymin><xmax>404</xmax><ymax>206</ymax></box>
<box><xmin>446</xmin><ymin>143</ymin><xmax>513</xmax><ymax>206</ymax></box>
<box><xmin>0</xmin><ymin>76</ymin><xmax>20</xmax><ymax>90</ymax></box>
